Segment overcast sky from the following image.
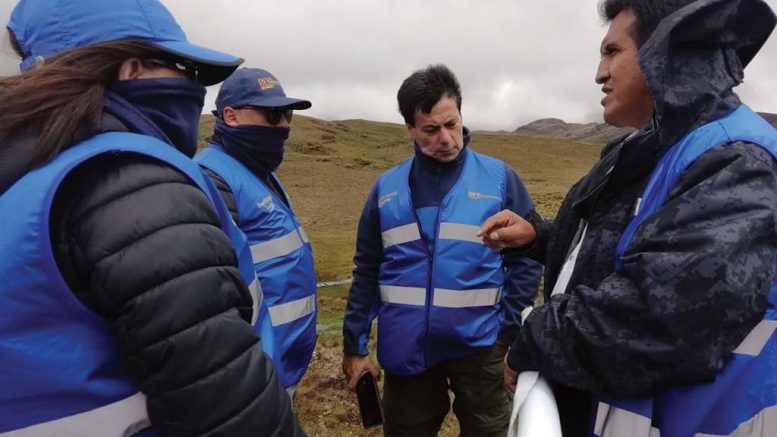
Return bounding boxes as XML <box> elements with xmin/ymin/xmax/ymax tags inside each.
<box><xmin>1</xmin><ymin>0</ymin><xmax>775</xmax><ymax>130</ymax></box>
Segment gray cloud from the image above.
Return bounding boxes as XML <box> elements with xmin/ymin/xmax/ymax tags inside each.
<box><xmin>1</xmin><ymin>0</ymin><xmax>775</xmax><ymax>130</ymax></box>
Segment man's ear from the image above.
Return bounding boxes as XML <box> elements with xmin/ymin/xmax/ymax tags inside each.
<box><xmin>116</xmin><ymin>58</ymin><xmax>145</xmax><ymax>80</ymax></box>
<box><xmin>405</xmin><ymin>124</ymin><xmax>416</xmax><ymax>142</ymax></box>
<box><xmin>223</xmin><ymin>107</ymin><xmax>240</xmax><ymax>127</ymax></box>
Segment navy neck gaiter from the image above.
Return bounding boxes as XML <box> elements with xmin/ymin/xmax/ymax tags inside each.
<box><xmin>105</xmin><ymin>78</ymin><xmax>206</xmax><ymax>157</ymax></box>
<box><xmin>213</xmin><ymin>118</ymin><xmax>290</xmax><ymax>176</ymax></box>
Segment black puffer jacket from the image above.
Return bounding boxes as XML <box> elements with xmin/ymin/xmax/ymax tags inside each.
<box><xmin>506</xmin><ymin>0</ymin><xmax>777</xmax><ymax>435</ymax></box>
<box><xmin>42</xmin><ymin>117</ymin><xmax>304</xmax><ymax>436</ymax></box>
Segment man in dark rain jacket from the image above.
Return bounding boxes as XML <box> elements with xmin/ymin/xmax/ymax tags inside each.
<box><xmin>479</xmin><ymin>0</ymin><xmax>777</xmax><ymax>436</ymax></box>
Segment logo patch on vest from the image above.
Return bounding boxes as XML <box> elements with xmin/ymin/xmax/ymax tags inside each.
<box><xmin>379</xmin><ymin>191</ymin><xmax>398</xmax><ymax>208</ymax></box>
<box><xmin>468</xmin><ymin>191</ymin><xmax>500</xmax><ymax>201</ymax></box>
<box><xmin>257</xmin><ymin>195</ymin><xmax>276</xmax><ymax>212</ymax></box>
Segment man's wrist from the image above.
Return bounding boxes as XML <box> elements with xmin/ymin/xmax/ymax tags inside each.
<box><xmin>507</xmin><ymin>338</ymin><xmax>529</xmax><ymax>372</ymax></box>
<box><xmin>343</xmin><ymin>343</ymin><xmax>369</xmax><ymax>356</ymax></box>
<box><xmin>507</xmin><ymin>310</ymin><xmax>540</xmax><ymax>372</ymax></box>
<box><xmin>497</xmin><ymin>325</ymin><xmax>519</xmax><ymax>345</ymax></box>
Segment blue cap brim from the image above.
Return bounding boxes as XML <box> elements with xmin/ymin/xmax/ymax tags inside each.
<box><xmin>244</xmin><ymin>96</ymin><xmax>312</xmax><ymax>110</ymax></box>
<box><xmin>151</xmin><ymin>40</ymin><xmax>244</xmax><ymax>86</ymax></box>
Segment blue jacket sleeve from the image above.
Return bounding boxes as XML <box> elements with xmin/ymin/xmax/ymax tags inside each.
<box><xmin>342</xmin><ymin>184</ymin><xmax>383</xmax><ymax>356</ymax></box>
<box><xmin>499</xmin><ymin>167</ymin><xmax>543</xmax><ymax>344</ymax></box>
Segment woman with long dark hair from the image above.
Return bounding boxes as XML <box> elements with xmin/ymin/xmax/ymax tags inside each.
<box><xmin>0</xmin><ymin>0</ymin><xmax>303</xmax><ymax>435</ymax></box>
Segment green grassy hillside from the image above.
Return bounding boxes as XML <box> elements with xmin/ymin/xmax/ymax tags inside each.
<box><xmin>200</xmin><ymin>114</ymin><xmax>601</xmax><ymax>282</ymax></box>
<box><xmin>198</xmin><ymin>114</ymin><xmax>602</xmax><ymax>436</ymax></box>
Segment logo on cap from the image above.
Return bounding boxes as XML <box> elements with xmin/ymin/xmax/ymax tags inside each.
<box><xmin>258</xmin><ymin>77</ymin><xmax>280</xmax><ymax>90</ymax></box>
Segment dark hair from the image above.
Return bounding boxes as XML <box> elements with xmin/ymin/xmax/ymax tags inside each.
<box><xmin>0</xmin><ymin>36</ymin><xmax>161</xmax><ymax>170</ymax></box>
<box><xmin>397</xmin><ymin>64</ymin><xmax>462</xmax><ymax>126</ymax></box>
<box><xmin>599</xmin><ymin>0</ymin><xmax>694</xmax><ymax>45</ymax></box>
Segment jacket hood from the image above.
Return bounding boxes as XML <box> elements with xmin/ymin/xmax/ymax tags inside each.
<box><xmin>636</xmin><ymin>0</ymin><xmax>776</xmax><ymax>148</ymax></box>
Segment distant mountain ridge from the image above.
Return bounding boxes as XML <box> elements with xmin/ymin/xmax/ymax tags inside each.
<box><xmin>514</xmin><ymin>118</ymin><xmax>634</xmax><ymax>144</ymax></box>
<box><xmin>515</xmin><ymin>112</ymin><xmax>777</xmax><ymax>144</ymax></box>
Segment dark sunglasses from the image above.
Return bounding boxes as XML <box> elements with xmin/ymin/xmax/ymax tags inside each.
<box><xmin>141</xmin><ymin>57</ymin><xmax>199</xmax><ymax>81</ymax></box>
<box><xmin>257</xmin><ymin>107</ymin><xmax>294</xmax><ymax>125</ymax></box>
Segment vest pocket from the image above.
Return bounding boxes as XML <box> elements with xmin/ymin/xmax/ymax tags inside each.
<box><xmin>377</xmin><ymin>303</ymin><xmax>426</xmax><ymax>374</ymax></box>
<box><xmin>427</xmin><ymin>305</ymin><xmax>500</xmax><ymax>363</ymax></box>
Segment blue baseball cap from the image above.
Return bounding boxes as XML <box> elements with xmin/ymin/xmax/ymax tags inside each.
<box><xmin>215</xmin><ymin>68</ymin><xmax>312</xmax><ymax>116</ymax></box>
<box><xmin>8</xmin><ymin>0</ymin><xmax>243</xmax><ymax>85</ymax></box>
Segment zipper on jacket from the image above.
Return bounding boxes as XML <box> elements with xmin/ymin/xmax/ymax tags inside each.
<box><xmin>414</xmin><ymin>151</ymin><xmax>468</xmax><ymax>370</ymax></box>
<box><xmin>413</xmin><ymin>204</ymin><xmax>437</xmax><ymax>371</ymax></box>
<box><xmin>264</xmin><ymin>173</ymin><xmax>311</xmax><ymax>251</ymax></box>
<box><xmin>266</xmin><ymin>173</ymin><xmax>295</xmax><ymax>218</ymax></box>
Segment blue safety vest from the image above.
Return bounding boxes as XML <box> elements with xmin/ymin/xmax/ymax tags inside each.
<box><xmin>196</xmin><ymin>145</ymin><xmax>317</xmax><ymax>388</ymax></box>
<box><xmin>593</xmin><ymin>105</ymin><xmax>777</xmax><ymax>437</ymax></box>
<box><xmin>0</xmin><ymin>132</ymin><xmax>259</xmax><ymax>436</ymax></box>
<box><xmin>375</xmin><ymin>150</ymin><xmax>508</xmax><ymax>375</ymax></box>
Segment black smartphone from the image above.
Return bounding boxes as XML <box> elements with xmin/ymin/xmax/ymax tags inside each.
<box><xmin>355</xmin><ymin>372</ymin><xmax>384</xmax><ymax>428</ymax></box>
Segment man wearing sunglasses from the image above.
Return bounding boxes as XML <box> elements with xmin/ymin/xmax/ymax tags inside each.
<box><xmin>196</xmin><ymin>68</ymin><xmax>317</xmax><ymax>401</ymax></box>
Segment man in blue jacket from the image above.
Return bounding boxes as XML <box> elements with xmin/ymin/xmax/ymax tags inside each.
<box><xmin>480</xmin><ymin>0</ymin><xmax>777</xmax><ymax>436</ymax></box>
<box><xmin>342</xmin><ymin>64</ymin><xmax>542</xmax><ymax>436</ymax></box>
<box><xmin>196</xmin><ymin>68</ymin><xmax>317</xmax><ymax>400</ymax></box>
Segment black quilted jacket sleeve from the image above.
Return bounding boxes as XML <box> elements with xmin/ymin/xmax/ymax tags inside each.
<box><xmin>202</xmin><ymin>166</ymin><xmax>239</xmax><ymax>224</ymax></box>
<box><xmin>50</xmin><ymin>152</ymin><xmax>305</xmax><ymax>437</ymax></box>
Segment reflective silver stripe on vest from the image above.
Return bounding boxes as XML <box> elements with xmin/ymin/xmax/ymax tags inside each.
<box><xmin>695</xmin><ymin>404</ymin><xmax>777</xmax><ymax>437</ymax></box>
<box><xmin>248</xmin><ymin>278</ymin><xmax>262</xmax><ymax>325</ymax></box>
<box><xmin>0</xmin><ymin>392</ymin><xmax>149</xmax><ymax>437</ymax></box>
<box><xmin>593</xmin><ymin>402</ymin><xmax>661</xmax><ymax>437</ymax></box>
<box><xmin>438</xmin><ymin>223</ymin><xmax>484</xmax><ymax>245</ymax></box>
<box><xmin>379</xmin><ymin>285</ymin><xmax>426</xmax><ymax>305</ymax></box>
<box><xmin>432</xmin><ymin>287</ymin><xmax>501</xmax><ymax>308</ymax></box>
<box><xmin>298</xmin><ymin>227</ymin><xmax>310</xmax><ymax>244</ymax></box>
<box><xmin>732</xmin><ymin>320</ymin><xmax>777</xmax><ymax>356</ymax></box>
<box><xmin>382</xmin><ymin>224</ymin><xmax>421</xmax><ymax>248</ymax></box>
<box><xmin>250</xmin><ymin>229</ymin><xmax>305</xmax><ymax>264</ymax></box>
<box><xmin>268</xmin><ymin>294</ymin><xmax>316</xmax><ymax>327</ymax></box>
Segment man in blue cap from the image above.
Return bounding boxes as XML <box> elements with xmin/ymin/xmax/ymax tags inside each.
<box><xmin>0</xmin><ymin>0</ymin><xmax>303</xmax><ymax>435</ymax></box>
<box><xmin>197</xmin><ymin>68</ymin><xmax>318</xmax><ymax>401</ymax></box>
